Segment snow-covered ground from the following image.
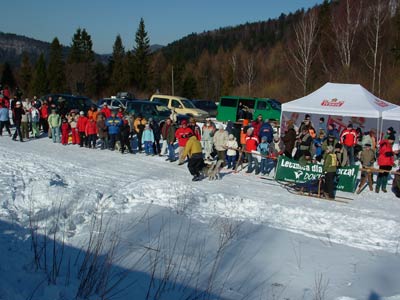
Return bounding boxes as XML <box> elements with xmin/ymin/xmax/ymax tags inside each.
<box><xmin>1</xmin><ymin>135</ymin><xmax>400</xmax><ymax>300</ymax></box>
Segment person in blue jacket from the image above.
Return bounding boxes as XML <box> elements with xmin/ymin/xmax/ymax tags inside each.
<box><xmin>258</xmin><ymin>119</ymin><xmax>274</xmax><ymax>143</ymax></box>
<box><xmin>0</xmin><ymin>102</ymin><xmax>11</xmax><ymax>136</ymax></box>
<box><xmin>106</xmin><ymin>111</ymin><xmax>123</xmax><ymax>151</ymax></box>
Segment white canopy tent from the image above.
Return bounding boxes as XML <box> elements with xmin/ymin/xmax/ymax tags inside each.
<box><xmin>281</xmin><ymin>82</ymin><xmax>397</xmax><ymax>138</ymax></box>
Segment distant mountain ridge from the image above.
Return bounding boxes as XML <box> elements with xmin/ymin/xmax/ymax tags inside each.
<box><xmin>0</xmin><ymin>32</ymin><xmax>164</xmax><ymax>66</ymax></box>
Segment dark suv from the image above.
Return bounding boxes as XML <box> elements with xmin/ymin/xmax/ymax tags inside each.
<box><xmin>42</xmin><ymin>94</ymin><xmax>96</xmax><ymax>116</ymax></box>
<box><xmin>192</xmin><ymin>100</ymin><xmax>218</xmax><ymax>117</ymax></box>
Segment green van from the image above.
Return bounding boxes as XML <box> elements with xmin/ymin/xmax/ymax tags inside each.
<box><xmin>217</xmin><ymin>96</ymin><xmax>281</xmax><ymax>122</ymax></box>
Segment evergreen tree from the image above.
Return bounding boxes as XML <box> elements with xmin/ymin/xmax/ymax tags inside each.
<box><xmin>1</xmin><ymin>62</ymin><xmax>16</xmax><ymax>89</ymax></box>
<box><xmin>392</xmin><ymin>3</ymin><xmax>400</xmax><ymax>63</ymax></box>
<box><xmin>30</xmin><ymin>54</ymin><xmax>48</xmax><ymax>96</ymax></box>
<box><xmin>68</xmin><ymin>28</ymin><xmax>95</xmax><ymax>63</ymax></box>
<box><xmin>109</xmin><ymin>34</ymin><xmax>128</xmax><ymax>93</ymax></box>
<box><xmin>48</xmin><ymin>37</ymin><xmax>66</xmax><ymax>93</ymax></box>
<box><xmin>66</xmin><ymin>28</ymin><xmax>95</xmax><ymax>95</ymax></box>
<box><xmin>18</xmin><ymin>52</ymin><xmax>32</xmax><ymax>95</ymax></box>
<box><xmin>134</xmin><ymin>18</ymin><xmax>151</xmax><ymax>90</ymax></box>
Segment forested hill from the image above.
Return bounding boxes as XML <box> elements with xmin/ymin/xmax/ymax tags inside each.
<box><xmin>0</xmin><ymin>32</ymin><xmax>59</xmax><ymax>66</ymax></box>
<box><xmin>161</xmin><ymin>9</ymin><xmax>304</xmax><ymax>62</ymax></box>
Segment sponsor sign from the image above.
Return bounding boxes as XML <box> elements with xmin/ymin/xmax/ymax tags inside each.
<box><xmin>321</xmin><ymin>98</ymin><xmax>345</xmax><ymax>107</ymax></box>
<box><xmin>275</xmin><ymin>156</ymin><xmax>359</xmax><ymax>193</ymax></box>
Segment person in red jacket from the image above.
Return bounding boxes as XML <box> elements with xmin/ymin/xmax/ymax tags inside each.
<box><xmin>61</xmin><ymin>118</ymin><xmax>70</xmax><ymax>145</ymax></box>
<box><xmin>40</xmin><ymin>101</ymin><xmax>49</xmax><ymax>134</ymax></box>
<box><xmin>175</xmin><ymin>119</ymin><xmax>194</xmax><ymax>164</ymax></box>
<box><xmin>85</xmin><ymin>116</ymin><xmax>98</xmax><ymax>148</ymax></box>
<box><xmin>77</xmin><ymin>111</ymin><xmax>88</xmax><ymax>147</ymax></box>
<box><xmin>100</xmin><ymin>103</ymin><xmax>112</xmax><ymax>119</ymax></box>
<box><xmin>245</xmin><ymin>127</ymin><xmax>260</xmax><ymax>174</ymax></box>
<box><xmin>251</xmin><ymin>114</ymin><xmax>263</xmax><ymax>139</ymax></box>
<box><xmin>376</xmin><ymin>134</ymin><xmax>395</xmax><ymax>193</ymax></box>
<box><xmin>340</xmin><ymin>123</ymin><xmax>357</xmax><ymax>166</ymax></box>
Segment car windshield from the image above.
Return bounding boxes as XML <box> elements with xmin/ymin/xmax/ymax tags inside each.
<box><xmin>156</xmin><ymin>105</ymin><xmax>171</xmax><ymax>116</ymax></box>
<box><xmin>269</xmin><ymin>99</ymin><xmax>281</xmax><ymax>110</ymax></box>
<box><xmin>181</xmin><ymin>99</ymin><xmax>196</xmax><ymax>108</ymax></box>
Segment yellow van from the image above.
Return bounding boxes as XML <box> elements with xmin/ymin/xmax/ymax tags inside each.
<box><xmin>149</xmin><ymin>94</ymin><xmax>209</xmax><ymax>121</ymax></box>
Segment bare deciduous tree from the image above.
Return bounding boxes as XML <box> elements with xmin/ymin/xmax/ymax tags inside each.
<box><xmin>287</xmin><ymin>10</ymin><xmax>319</xmax><ymax>96</ymax></box>
<box><xmin>243</xmin><ymin>56</ymin><xmax>256</xmax><ymax>95</ymax></box>
<box><xmin>333</xmin><ymin>0</ymin><xmax>364</xmax><ymax>73</ymax></box>
<box><xmin>365</xmin><ymin>0</ymin><xmax>389</xmax><ymax>95</ymax></box>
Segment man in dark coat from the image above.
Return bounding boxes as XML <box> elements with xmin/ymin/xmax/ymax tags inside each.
<box><xmin>12</xmin><ymin>101</ymin><xmax>25</xmax><ymax>142</ymax></box>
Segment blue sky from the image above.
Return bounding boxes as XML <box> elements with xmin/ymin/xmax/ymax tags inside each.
<box><xmin>1</xmin><ymin>0</ymin><xmax>324</xmax><ymax>54</ymax></box>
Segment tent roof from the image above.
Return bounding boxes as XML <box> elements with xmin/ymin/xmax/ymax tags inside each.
<box><xmin>382</xmin><ymin>106</ymin><xmax>400</xmax><ymax>121</ymax></box>
<box><xmin>282</xmin><ymin>82</ymin><xmax>397</xmax><ymax>118</ymax></box>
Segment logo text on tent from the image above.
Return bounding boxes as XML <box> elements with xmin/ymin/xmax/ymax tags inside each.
<box><xmin>374</xmin><ymin>99</ymin><xmax>389</xmax><ymax>107</ymax></box>
<box><xmin>321</xmin><ymin>98</ymin><xmax>344</xmax><ymax>107</ymax></box>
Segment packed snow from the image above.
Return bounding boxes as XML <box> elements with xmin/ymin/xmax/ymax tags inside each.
<box><xmin>1</xmin><ymin>135</ymin><xmax>400</xmax><ymax>300</ymax></box>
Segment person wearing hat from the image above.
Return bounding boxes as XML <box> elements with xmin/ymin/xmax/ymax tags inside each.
<box><xmin>175</xmin><ymin>119</ymin><xmax>194</xmax><ymax>164</ymax></box>
<box><xmin>77</xmin><ymin>111</ymin><xmax>88</xmax><ymax>147</ymax></box>
<box><xmin>188</xmin><ymin>117</ymin><xmax>201</xmax><ymax>141</ymax></box>
<box><xmin>47</xmin><ymin>108</ymin><xmax>62</xmax><ymax>143</ymax></box>
<box><xmin>148</xmin><ymin>117</ymin><xmax>161</xmax><ymax>155</ymax></box>
<box><xmin>322</xmin><ymin>145</ymin><xmax>337</xmax><ymax>200</ymax></box>
<box><xmin>361</xmin><ymin>129</ymin><xmax>377</xmax><ymax>151</ymax></box>
<box><xmin>225</xmin><ymin>133</ymin><xmax>239</xmax><ymax>169</ymax></box>
<box><xmin>88</xmin><ymin>104</ymin><xmax>99</xmax><ymax>122</ymax></box>
<box><xmin>259</xmin><ymin>118</ymin><xmax>273</xmax><ymax>144</ymax></box>
<box><xmin>251</xmin><ymin>114</ymin><xmax>264</xmax><ymax>139</ymax></box>
<box><xmin>376</xmin><ymin>133</ymin><xmax>396</xmax><ymax>193</ymax></box>
<box><xmin>298</xmin><ymin>150</ymin><xmax>313</xmax><ymax>166</ymax></box>
<box><xmin>201</xmin><ymin>118</ymin><xmax>216</xmax><ymax>160</ymax></box>
<box><xmin>340</xmin><ymin>123</ymin><xmax>357</xmax><ymax>166</ymax></box>
<box><xmin>384</xmin><ymin>127</ymin><xmax>396</xmax><ymax>140</ymax></box>
<box><xmin>142</xmin><ymin>123</ymin><xmax>155</xmax><ymax>155</ymax></box>
<box><xmin>182</xmin><ymin>131</ymin><xmax>204</xmax><ymax>181</ymax></box>
<box><xmin>245</xmin><ymin>127</ymin><xmax>260</xmax><ymax>174</ymax></box>
<box><xmin>119</xmin><ymin>117</ymin><xmax>133</xmax><ymax>154</ymax></box>
<box><xmin>357</xmin><ymin>143</ymin><xmax>376</xmax><ymax>194</ymax></box>
<box><xmin>257</xmin><ymin>135</ymin><xmax>269</xmax><ymax>175</ymax></box>
<box><xmin>105</xmin><ymin>110</ymin><xmax>123</xmax><ymax>151</ymax></box>
<box><xmin>213</xmin><ymin>124</ymin><xmax>229</xmax><ymax>166</ymax></box>
<box><xmin>133</xmin><ymin>114</ymin><xmax>147</xmax><ymax>153</ymax></box>
<box><xmin>12</xmin><ymin>101</ymin><xmax>25</xmax><ymax>141</ymax></box>
<box><xmin>100</xmin><ymin>102</ymin><xmax>111</xmax><ymax>119</ymax></box>
<box><xmin>0</xmin><ymin>102</ymin><xmax>12</xmax><ymax>137</ymax></box>
<box><xmin>294</xmin><ymin>126</ymin><xmax>313</xmax><ymax>160</ymax></box>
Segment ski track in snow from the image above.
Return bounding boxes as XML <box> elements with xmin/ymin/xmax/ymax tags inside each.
<box><xmin>1</xmin><ymin>140</ymin><xmax>400</xmax><ymax>255</ymax></box>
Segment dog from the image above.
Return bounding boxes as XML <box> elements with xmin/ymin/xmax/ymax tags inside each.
<box><xmin>114</xmin><ymin>140</ymin><xmax>122</xmax><ymax>151</ymax></box>
<box><xmin>203</xmin><ymin>159</ymin><xmax>224</xmax><ymax>180</ymax></box>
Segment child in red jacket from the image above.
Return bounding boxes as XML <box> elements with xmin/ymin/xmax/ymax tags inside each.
<box><xmin>85</xmin><ymin>117</ymin><xmax>98</xmax><ymax>149</ymax></box>
<box><xmin>61</xmin><ymin>118</ymin><xmax>70</xmax><ymax>145</ymax></box>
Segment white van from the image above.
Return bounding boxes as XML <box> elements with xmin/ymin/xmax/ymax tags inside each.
<box><xmin>149</xmin><ymin>94</ymin><xmax>209</xmax><ymax>120</ymax></box>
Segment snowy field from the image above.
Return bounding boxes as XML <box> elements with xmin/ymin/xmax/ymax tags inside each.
<box><xmin>1</xmin><ymin>135</ymin><xmax>400</xmax><ymax>300</ymax></box>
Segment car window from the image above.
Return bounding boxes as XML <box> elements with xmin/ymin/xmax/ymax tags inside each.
<box><xmin>257</xmin><ymin>101</ymin><xmax>268</xmax><ymax>110</ymax></box>
<box><xmin>171</xmin><ymin>100</ymin><xmax>181</xmax><ymax>108</ymax></box>
<box><xmin>220</xmin><ymin>98</ymin><xmax>237</xmax><ymax>107</ymax></box>
<box><xmin>181</xmin><ymin>99</ymin><xmax>196</xmax><ymax>108</ymax></box>
<box><xmin>153</xmin><ymin>97</ymin><xmax>169</xmax><ymax>106</ymax></box>
<box><xmin>143</xmin><ymin>103</ymin><xmax>156</xmax><ymax>114</ymax></box>
<box><xmin>269</xmin><ymin>99</ymin><xmax>281</xmax><ymax>110</ymax></box>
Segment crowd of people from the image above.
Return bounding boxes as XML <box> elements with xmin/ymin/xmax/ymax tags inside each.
<box><xmin>1</xmin><ymin>91</ymin><xmax>400</xmax><ymax>199</ymax></box>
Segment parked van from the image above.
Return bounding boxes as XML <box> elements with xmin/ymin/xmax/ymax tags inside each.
<box><xmin>217</xmin><ymin>96</ymin><xmax>281</xmax><ymax>122</ymax></box>
<box><xmin>149</xmin><ymin>94</ymin><xmax>209</xmax><ymax>120</ymax></box>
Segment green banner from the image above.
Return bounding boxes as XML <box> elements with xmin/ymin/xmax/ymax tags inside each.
<box><xmin>275</xmin><ymin>156</ymin><xmax>359</xmax><ymax>193</ymax></box>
